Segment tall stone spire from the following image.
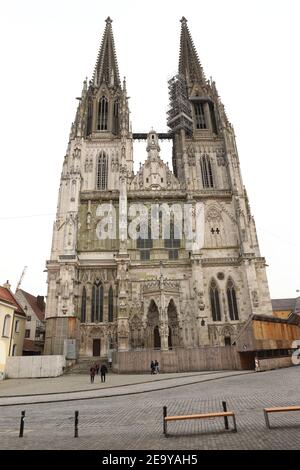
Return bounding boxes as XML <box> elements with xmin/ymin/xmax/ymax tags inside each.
<box><xmin>178</xmin><ymin>17</ymin><xmax>206</xmax><ymax>84</ymax></box>
<box><xmin>93</xmin><ymin>17</ymin><xmax>120</xmax><ymax>88</ymax></box>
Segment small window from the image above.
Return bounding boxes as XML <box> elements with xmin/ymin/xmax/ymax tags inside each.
<box><xmin>161</xmin><ymin>178</ymin><xmax>163</xmax><ymax>183</ymax></box>
<box><xmin>25</xmin><ymin>329</ymin><xmax>30</xmax><ymax>338</ymax></box>
<box><xmin>12</xmin><ymin>344</ymin><xmax>17</xmax><ymax>356</ymax></box>
<box><xmin>15</xmin><ymin>320</ymin><xmax>20</xmax><ymax>333</ymax></box>
<box><xmin>146</xmin><ymin>178</ymin><xmax>149</xmax><ymax>183</ymax></box>
<box><xmin>168</xmin><ymin>249</ymin><xmax>178</xmax><ymax>260</ymax></box>
<box><xmin>27</xmin><ymin>316</ymin><xmax>31</xmax><ymax>322</ymax></box>
<box><xmin>2</xmin><ymin>315</ymin><xmax>11</xmax><ymax>337</ymax></box>
<box><xmin>140</xmin><ymin>250</ymin><xmax>150</xmax><ymax>260</ymax></box>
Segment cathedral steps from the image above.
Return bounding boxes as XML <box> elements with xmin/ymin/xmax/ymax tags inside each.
<box><xmin>65</xmin><ymin>357</ymin><xmax>110</xmax><ymax>374</ymax></box>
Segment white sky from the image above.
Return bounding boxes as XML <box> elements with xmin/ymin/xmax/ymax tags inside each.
<box><xmin>0</xmin><ymin>0</ymin><xmax>299</xmax><ymax>299</ymax></box>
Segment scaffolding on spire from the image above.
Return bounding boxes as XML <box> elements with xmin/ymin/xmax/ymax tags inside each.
<box><xmin>167</xmin><ymin>74</ymin><xmax>193</xmax><ymax>135</ymax></box>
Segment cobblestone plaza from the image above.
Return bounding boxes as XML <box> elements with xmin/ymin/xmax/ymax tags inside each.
<box><xmin>0</xmin><ymin>367</ymin><xmax>299</xmax><ymax>450</ymax></box>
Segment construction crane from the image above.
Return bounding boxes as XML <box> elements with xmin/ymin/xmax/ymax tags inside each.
<box><xmin>16</xmin><ymin>266</ymin><xmax>27</xmax><ymax>292</ymax></box>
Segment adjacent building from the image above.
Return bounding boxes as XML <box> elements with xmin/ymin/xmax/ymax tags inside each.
<box><xmin>272</xmin><ymin>297</ymin><xmax>300</xmax><ymax>320</ymax></box>
<box><xmin>44</xmin><ymin>17</ymin><xmax>274</xmax><ymax>361</ymax></box>
<box><xmin>0</xmin><ymin>283</ymin><xmax>26</xmax><ymax>374</ymax></box>
<box><xmin>15</xmin><ymin>289</ymin><xmax>46</xmax><ymax>355</ymax></box>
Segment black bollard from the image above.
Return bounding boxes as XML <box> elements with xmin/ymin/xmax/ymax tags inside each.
<box><xmin>74</xmin><ymin>410</ymin><xmax>79</xmax><ymax>438</ymax></box>
<box><xmin>19</xmin><ymin>410</ymin><xmax>25</xmax><ymax>437</ymax></box>
<box><xmin>163</xmin><ymin>406</ymin><xmax>168</xmax><ymax>437</ymax></box>
<box><xmin>222</xmin><ymin>401</ymin><xmax>229</xmax><ymax>430</ymax></box>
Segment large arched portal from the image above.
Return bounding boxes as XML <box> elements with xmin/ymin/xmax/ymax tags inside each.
<box><xmin>145</xmin><ymin>300</ymin><xmax>160</xmax><ymax>349</ymax></box>
<box><xmin>167</xmin><ymin>299</ymin><xmax>181</xmax><ymax>349</ymax></box>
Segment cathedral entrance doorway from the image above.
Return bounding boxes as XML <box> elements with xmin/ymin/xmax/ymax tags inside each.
<box><xmin>93</xmin><ymin>338</ymin><xmax>101</xmax><ymax>356</ymax></box>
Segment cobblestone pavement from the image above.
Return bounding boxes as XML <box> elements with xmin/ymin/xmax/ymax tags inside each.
<box><xmin>0</xmin><ymin>367</ymin><xmax>299</xmax><ymax>450</ymax></box>
<box><xmin>0</xmin><ymin>371</ymin><xmax>249</xmax><ymax>406</ymax></box>
<box><xmin>0</xmin><ymin>370</ymin><xmax>234</xmax><ymax>397</ymax></box>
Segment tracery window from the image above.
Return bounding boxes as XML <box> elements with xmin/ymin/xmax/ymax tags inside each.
<box><xmin>97</xmin><ymin>96</ymin><xmax>108</xmax><ymax>131</ymax></box>
<box><xmin>97</xmin><ymin>152</ymin><xmax>108</xmax><ymax>190</ymax></box>
<box><xmin>227</xmin><ymin>279</ymin><xmax>239</xmax><ymax>320</ymax></box>
<box><xmin>210</xmin><ymin>280</ymin><xmax>221</xmax><ymax>321</ymax></box>
<box><xmin>91</xmin><ymin>283</ymin><xmax>103</xmax><ymax>322</ymax></box>
<box><xmin>200</xmin><ymin>154</ymin><xmax>214</xmax><ymax>188</ymax></box>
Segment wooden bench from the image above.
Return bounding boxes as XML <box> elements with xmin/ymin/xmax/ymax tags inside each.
<box><xmin>264</xmin><ymin>406</ymin><xmax>300</xmax><ymax>429</ymax></box>
<box><xmin>163</xmin><ymin>406</ymin><xmax>237</xmax><ymax>436</ymax></box>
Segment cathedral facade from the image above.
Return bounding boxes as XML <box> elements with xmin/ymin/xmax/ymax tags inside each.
<box><xmin>44</xmin><ymin>17</ymin><xmax>273</xmax><ymax>358</ymax></box>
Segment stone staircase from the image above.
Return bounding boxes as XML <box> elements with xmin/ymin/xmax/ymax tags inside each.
<box><xmin>65</xmin><ymin>357</ymin><xmax>109</xmax><ymax>375</ymax></box>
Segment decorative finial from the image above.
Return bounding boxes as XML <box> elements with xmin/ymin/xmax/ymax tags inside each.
<box><xmin>106</xmin><ymin>16</ymin><xmax>112</xmax><ymax>25</ymax></box>
<box><xmin>123</xmin><ymin>76</ymin><xmax>127</xmax><ymax>91</ymax></box>
<box><xmin>180</xmin><ymin>16</ymin><xmax>187</xmax><ymax>25</ymax></box>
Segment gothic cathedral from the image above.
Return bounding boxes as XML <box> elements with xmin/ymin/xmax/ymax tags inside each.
<box><xmin>44</xmin><ymin>17</ymin><xmax>273</xmax><ymax>358</ymax></box>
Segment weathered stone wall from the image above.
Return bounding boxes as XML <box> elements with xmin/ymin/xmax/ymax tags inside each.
<box><xmin>113</xmin><ymin>346</ymin><xmax>242</xmax><ymax>373</ymax></box>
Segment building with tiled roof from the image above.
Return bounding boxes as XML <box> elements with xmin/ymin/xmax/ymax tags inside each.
<box><xmin>271</xmin><ymin>297</ymin><xmax>298</xmax><ymax>319</ymax></box>
<box><xmin>15</xmin><ymin>289</ymin><xmax>46</xmax><ymax>355</ymax></box>
<box><xmin>0</xmin><ymin>282</ymin><xmax>26</xmax><ymax>374</ymax></box>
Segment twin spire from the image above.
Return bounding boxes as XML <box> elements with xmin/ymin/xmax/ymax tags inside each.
<box><xmin>93</xmin><ymin>17</ymin><xmax>120</xmax><ymax>88</ymax></box>
<box><xmin>179</xmin><ymin>17</ymin><xmax>206</xmax><ymax>84</ymax></box>
<box><xmin>93</xmin><ymin>16</ymin><xmax>206</xmax><ymax>88</ymax></box>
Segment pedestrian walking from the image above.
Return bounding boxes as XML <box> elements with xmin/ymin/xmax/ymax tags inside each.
<box><xmin>150</xmin><ymin>360</ymin><xmax>155</xmax><ymax>374</ymax></box>
<box><xmin>100</xmin><ymin>363</ymin><xmax>108</xmax><ymax>383</ymax></box>
<box><xmin>154</xmin><ymin>360</ymin><xmax>159</xmax><ymax>374</ymax></box>
<box><xmin>95</xmin><ymin>363</ymin><xmax>100</xmax><ymax>375</ymax></box>
<box><xmin>90</xmin><ymin>366</ymin><xmax>96</xmax><ymax>383</ymax></box>
<box><xmin>108</xmin><ymin>357</ymin><xmax>112</xmax><ymax>369</ymax></box>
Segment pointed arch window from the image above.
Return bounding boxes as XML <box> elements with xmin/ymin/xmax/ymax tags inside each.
<box><xmin>91</xmin><ymin>283</ymin><xmax>103</xmax><ymax>322</ymax></box>
<box><xmin>108</xmin><ymin>286</ymin><xmax>114</xmax><ymax>322</ymax></box>
<box><xmin>97</xmin><ymin>152</ymin><xmax>108</xmax><ymax>190</ymax></box>
<box><xmin>227</xmin><ymin>279</ymin><xmax>239</xmax><ymax>320</ymax></box>
<box><xmin>210</xmin><ymin>280</ymin><xmax>221</xmax><ymax>321</ymax></box>
<box><xmin>137</xmin><ymin>222</ymin><xmax>152</xmax><ymax>260</ymax></box>
<box><xmin>81</xmin><ymin>287</ymin><xmax>86</xmax><ymax>323</ymax></box>
<box><xmin>97</xmin><ymin>96</ymin><xmax>108</xmax><ymax>130</ymax></box>
<box><xmin>86</xmin><ymin>97</ymin><xmax>93</xmax><ymax>135</ymax></box>
<box><xmin>164</xmin><ymin>217</ymin><xmax>180</xmax><ymax>259</ymax></box>
<box><xmin>194</xmin><ymin>102</ymin><xmax>207</xmax><ymax>129</ymax></box>
<box><xmin>113</xmin><ymin>99</ymin><xmax>119</xmax><ymax>134</ymax></box>
<box><xmin>200</xmin><ymin>154</ymin><xmax>214</xmax><ymax>188</ymax></box>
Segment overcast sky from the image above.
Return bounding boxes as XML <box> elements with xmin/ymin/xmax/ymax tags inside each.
<box><xmin>0</xmin><ymin>0</ymin><xmax>299</xmax><ymax>299</ymax></box>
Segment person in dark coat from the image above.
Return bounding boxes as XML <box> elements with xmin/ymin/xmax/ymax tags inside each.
<box><xmin>154</xmin><ymin>360</ymin><xmax>159</xmax><ymax>374</ymax></box>
<box><xmin>90</xmin><ymin>366</ymin><xmax>96</xmax><ymax>383</ymax></box>
<box><xmin>100</xmin><ymin>364</ymin><xmax>108</xmax><ymax>383</ymax></box>
<box><xmin>95</xmin><ymin>363</ymin><xmax>100</xmax><ymax>375</ymax></box>
<box><xmin>150</xmin><ymin>360</ymin><xmax>155</xmax><ymax>374</ymax></box>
